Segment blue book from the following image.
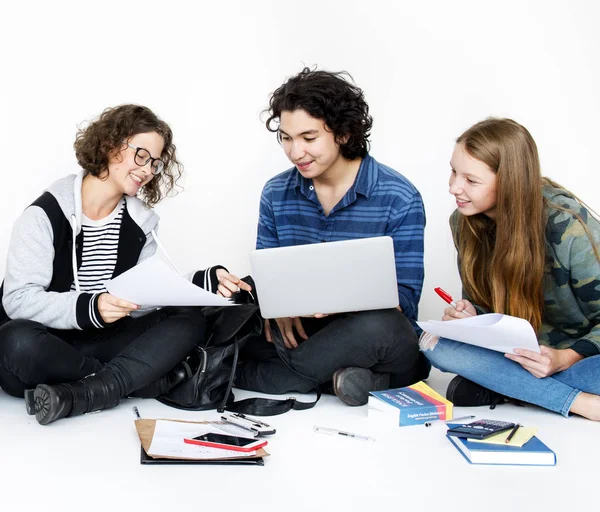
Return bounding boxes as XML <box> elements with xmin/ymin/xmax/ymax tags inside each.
<box><xmin>446</xmin><ymin>429</ymin><xmax>557</xmax><ymax>466</ymax></box>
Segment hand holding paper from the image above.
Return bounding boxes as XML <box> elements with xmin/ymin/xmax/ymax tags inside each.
<box><xmin>417</xmin><ymin>313</ymin><xmax>540</xmax><ymax>354</ymax></box>
<box><xmin>106</xmin><ymin>258</ymin><xmax>234</xmax><ymax>307</ymax></box>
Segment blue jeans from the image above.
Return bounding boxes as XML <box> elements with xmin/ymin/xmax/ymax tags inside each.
<box><xmin>424</xmin><ymin>337</ymin><xmax>600</xmax><ymax>417</ymax></box>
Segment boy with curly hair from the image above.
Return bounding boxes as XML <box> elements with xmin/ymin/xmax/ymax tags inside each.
<box><xmin>237</xmin><ymin>68</ymin><xmax>429</xmax><ymax>406</ymax></box>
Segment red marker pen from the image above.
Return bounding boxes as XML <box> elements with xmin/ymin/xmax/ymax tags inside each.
<box><xmin>434</xmin><ymin>287</ymin><xmax>471</xmax><ymax>316</ymax></box>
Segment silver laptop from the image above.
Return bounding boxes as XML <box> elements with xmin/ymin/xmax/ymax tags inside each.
<box><xmin>250</xmin><ymin>236</ymin><xmax>399</xmax><ymax>319</ymax></box>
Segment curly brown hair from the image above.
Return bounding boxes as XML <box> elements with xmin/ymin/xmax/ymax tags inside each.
<box><xmin>73</xmin><ymin>104</ymin><xmax>183</xmax><ymax>207</ymax></box>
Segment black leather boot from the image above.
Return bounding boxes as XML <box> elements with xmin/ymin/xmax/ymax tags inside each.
<box><xmin>33</xmin><ymin>371</ymin><xmax>121</xmax><ymax>426</ymax></box>
<box><xmin>129</xmin><ymin>361</ymin><xmax>193</xmax><ymax>399</ymax></box>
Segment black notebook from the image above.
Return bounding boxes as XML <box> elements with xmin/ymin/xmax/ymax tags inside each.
<box><xmin>140</xmin><ymin>447</ymin><xmax>264</xmax><ymax>466</ymax></box>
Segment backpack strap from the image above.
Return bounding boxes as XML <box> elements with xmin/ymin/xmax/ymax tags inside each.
<box><xmin>224</xmin><ymin>390</ymin><xmax>321</xmax><ymax>416</ymax></box>
<box><xmin>222</xmin><ymin>315</ymin><xmax>322</xmax><ymax>416</ymax></box>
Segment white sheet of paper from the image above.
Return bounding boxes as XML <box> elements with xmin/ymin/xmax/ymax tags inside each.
<box><xmin>147</xmin><ymin>420</ymin><xmax>257</xmax><ymax>459</ymax></box>
<box><xmin>105</xmin><ymin>258</ymin><xmax>234</xmax><ymax>307</ymax></box>
<box><xmin>417</xmin><ymin>313</ymin><xmax>541</xmax><ymax>354</ymax></box>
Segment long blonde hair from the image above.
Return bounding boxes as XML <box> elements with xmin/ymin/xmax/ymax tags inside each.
<box><xmin>455</xmin><ymin>118</ymin><xmax>546</xmax><ymax>331</ymax></box>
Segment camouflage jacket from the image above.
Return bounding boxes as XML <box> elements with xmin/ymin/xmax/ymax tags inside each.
<box><xmin>450</xmin><ymin>183</ymin><xmax>600</xmax><ymax>356</ymax></box>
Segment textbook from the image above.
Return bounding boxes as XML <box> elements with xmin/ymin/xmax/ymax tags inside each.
<box><xmin>446</xmin><ymin>428</ymin><xmax>556</xmax><ymax>466</ymax></box>
<box><xmin>368</xmin><ymin>381</ymin><xmax>453</xmax><ymax>426</ymax></box>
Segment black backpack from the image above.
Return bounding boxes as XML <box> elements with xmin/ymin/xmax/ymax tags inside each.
<box><xmin>157</xmin><ymin>277</ymin><xmax>320</xmax><ymax>416</ymax></box>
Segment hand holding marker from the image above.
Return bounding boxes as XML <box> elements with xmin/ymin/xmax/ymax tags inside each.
<box><xmin>434</xmin><ymin>287</ymin><xmax>472</xmax><ymax>316</ymax></box>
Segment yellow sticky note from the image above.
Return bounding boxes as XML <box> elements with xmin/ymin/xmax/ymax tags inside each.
<box><xmin>470</xmin><ymin>427</ymin><xmax>537</xmax><ymax>447</ymax></box>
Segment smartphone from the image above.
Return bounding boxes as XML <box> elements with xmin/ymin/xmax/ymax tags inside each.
<box><xmin>220</xmin><ymin>412</ymin><xmax>276</xmax><ymax>436</ymax></box>
<box><xmin>447</xmin><ymin>419</ymin><xmax>516</xmax><ymax>440</ymax></box>
<box><xmin>184</xmin><ymin>432</ymin><xmax>268</xmax><ymax>452</ymax></box>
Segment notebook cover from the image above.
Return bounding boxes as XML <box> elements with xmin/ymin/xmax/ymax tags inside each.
<box><xmin>446</xmin><ymin>429</ymin><xmax>556</xmax><ymax>466</ymax></box>
<box><xmin>140</xmin><ymin>447</ymin><xmax>264</xmax><ymax>466</ymax></box>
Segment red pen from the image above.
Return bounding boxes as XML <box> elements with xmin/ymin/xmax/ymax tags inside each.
<box><xmin>434</xmin><ymin>287</ymin><xmax>471</xmax><ymax>316</ymax></box>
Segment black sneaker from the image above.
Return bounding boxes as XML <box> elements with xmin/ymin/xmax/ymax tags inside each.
<box><xmin>446</xmin><ymin>376</ymin><xmax>507</xmax><ymax>409</ymax></box>
<box><xmin>332</xmin><ymin>367</ymin><xmax>390</xmax><ymax>407</ymax></box>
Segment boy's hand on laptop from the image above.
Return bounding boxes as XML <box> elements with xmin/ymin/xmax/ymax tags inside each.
<box><xmin>215</xmin><ymin>269</ymin><xmax>252</xmax><ymax>298</ymax></box>
<box><xmin>265</xmin><ymin>317</ymin><xmax>308</xmax><ymax>349</ymax></box>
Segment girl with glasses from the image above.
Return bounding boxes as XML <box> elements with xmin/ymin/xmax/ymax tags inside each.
<box><xmin>422</xmin><ymin>118</ymin><xmax>600</xmax><ymax>421</ymax></box>
<box><xmin>0</xmin><ymin>104</ymin><xmax>249</xmax><ymax>425</ymax></box>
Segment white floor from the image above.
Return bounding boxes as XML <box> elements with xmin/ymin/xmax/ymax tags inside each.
<box><xmin>0</xmin><ymin>368</ymin><xmax>596</xmax><ymax>512</ymax></box>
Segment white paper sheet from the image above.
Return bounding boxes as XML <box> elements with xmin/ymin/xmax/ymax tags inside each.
<box><xmin>105</xmin><ymin>258</ymin><xmax>234</xmax><ymax>307</ymax></box>
<box><xmin>147</xmin><ymin>420</ymin><xmax>257</xmax><ymax>459</ymax></box>
<box><xmin>417</xmin><ymin>313</ymin><xmax>541</xmax><ymax>354</ymax></box>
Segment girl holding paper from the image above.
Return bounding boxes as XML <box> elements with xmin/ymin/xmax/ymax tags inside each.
<box><xmin>0</xmin><ymin>104</ymin><xmax>248</xmax><ymax>425</ymax></box>
<box><xmin>422</xmin><ymin>118</ymin><xmax>600</xmax><ymax>421</ymax></box>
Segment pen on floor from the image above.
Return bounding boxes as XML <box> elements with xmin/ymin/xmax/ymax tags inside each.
<box><xmin>313</xmin><ymin>426</ymin><xmax>376</xmax><ymax>442</ymax></box>
<box><xmin>220</xmin><ymin>416</ymin><xmax>258</xmax><ymax>435</ymax></box>
<box><xmin>505</xmin><ymin>423</ymin><xmax>521</xmax><ymax>443</ymax></box>
<box><xmin>424</xmin><ymin>415</ymin><xmax>475</xmax><ymax>427</ymax></box>
<box><xmin>233</xmin><ymin>412</ymin><xmax>271</xmax><ymax>428</ymax></box>
<box><xmin>132</xmin><ymin>406</ymin><xmax>141</xmax><ymax>420</ymax></box>
<box><xmin>434</xmin><ymin>287</ymin><xmax>472</xmax><ymax>316</ymax></box>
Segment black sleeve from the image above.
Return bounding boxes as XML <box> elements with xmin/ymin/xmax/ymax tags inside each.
<box><xmin>76</xmin><ymin>292</ymin><xmax>109</xmax><ymax>329</ymax></box>
<box><xmin>571</xmin><ymin>339</ymin><xmax>600</xmax><ymax>357</ymax></box>
<box><xmin>191</xmin><ymin>265</ymin><xmax>227</xmax><ymax>294</ymax></box>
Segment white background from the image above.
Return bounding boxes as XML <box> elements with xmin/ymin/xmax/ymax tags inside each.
<box><xmin>1</xmin><ymin>0</ymin><xmax>599</xmax><ymax>323</ymax></box>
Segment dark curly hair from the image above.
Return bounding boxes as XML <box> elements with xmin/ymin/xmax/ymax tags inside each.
<box><xmin>264</xmin><ymin>67</ymin><xmax>373</xmax><ymax>160</ymax></box>
<box><xmin>74</xmin><ymin>104</ymin><xmax>182</xmax><ymax>207</ymax></box>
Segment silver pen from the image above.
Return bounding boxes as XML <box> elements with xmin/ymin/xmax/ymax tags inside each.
<box><xmin>424</xmin><ymin>414</ymin><xmax>475</xmax><ymax>427</ymax></box>
<box><xmin>313</xmin><ymin>425</ymin><xmax>376</xmax><ymax>442</ymax></box>
<box><xmin>220</xmin><ymin>416</ymin><xmax>258</xmax><ymax>435</ymax></box>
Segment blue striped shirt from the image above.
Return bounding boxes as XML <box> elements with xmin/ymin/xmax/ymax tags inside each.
<box><xmin>256</xmin><ymin>153</ymin><xmax>425</xmax><ymax>325</ymax></box>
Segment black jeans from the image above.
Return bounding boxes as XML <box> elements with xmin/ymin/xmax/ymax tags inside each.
<box><xmin>236</xmin><ymin>308</ymin><xmax>429</xmax><ymax>394</ymax></box>
<box><xmin>0</xmin><ymin>306</ymin><xmax>205</xmax><ymax>398</ymax></box>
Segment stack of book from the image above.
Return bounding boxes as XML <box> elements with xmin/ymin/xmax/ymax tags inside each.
<box><xmin>446</xmin><ymin>425</ymin><xmax>556</xmax><ymax>466</ymax></box>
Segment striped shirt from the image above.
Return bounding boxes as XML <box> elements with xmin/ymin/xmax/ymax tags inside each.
<box><xmin>256</xmin><ymin>153</ymin><xmax>425</xmax><ymax>325</ymax></box>
<box><xmin>71</xmin><ymin>199</ymin><xmax>125</xmax><ymax>293</ymax></box>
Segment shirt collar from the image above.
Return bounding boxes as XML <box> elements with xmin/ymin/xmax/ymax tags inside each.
<box><xmin>293</xmin><ymin>153</ymin><xmax>377</xmax><ymax>199</ymax></box>
<box><xmin>353</xmin><ymin>154</ymin><xmax>377</xmax><ymax>199</ymax></box>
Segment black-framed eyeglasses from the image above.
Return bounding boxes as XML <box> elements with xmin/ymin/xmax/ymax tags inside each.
<box><xmin>126</xmin><ymin>143</ymin><xmax>165</xmax><ymax>175</ymax></box>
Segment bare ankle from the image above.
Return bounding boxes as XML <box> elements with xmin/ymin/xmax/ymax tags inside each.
<box><xmin>570</xmin><ymin>392</ymin><xmax>600</xmax><ymax>421</ymax></box>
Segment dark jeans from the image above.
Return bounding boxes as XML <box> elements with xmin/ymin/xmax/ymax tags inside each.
<box><xmin>0</xmin><ymin>306</ymin><xmax>205</xmax><ymax>398</ymax></box>
<box><xmin>236</xmin><ymin>308</ymin><xmax>429</xmax><ymax>394</ymax></box>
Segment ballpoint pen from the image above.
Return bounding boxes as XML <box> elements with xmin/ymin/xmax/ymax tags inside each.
<box><xmin>424</xmin><ymin>415</ymin><xmax>475</xmax><ymax>427</ymax></box>
<box><xmin>505</xmin><ymin>423</ymin><xmax>521</xmax><ymax>443</ymax></box>
<box><xmin>132</xmin><ymin>406</ymin><xmax>141</xmax><ymax>419</ymax></box>
<box><xmin>434</xmin><ymin>287</ymin><xmax>472</xmax><ymax>316</ymax></box>
<box><xmin>313</xmin><ymin>426</ymin><xmax>376</xmax><ymax>442</ymax></box>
